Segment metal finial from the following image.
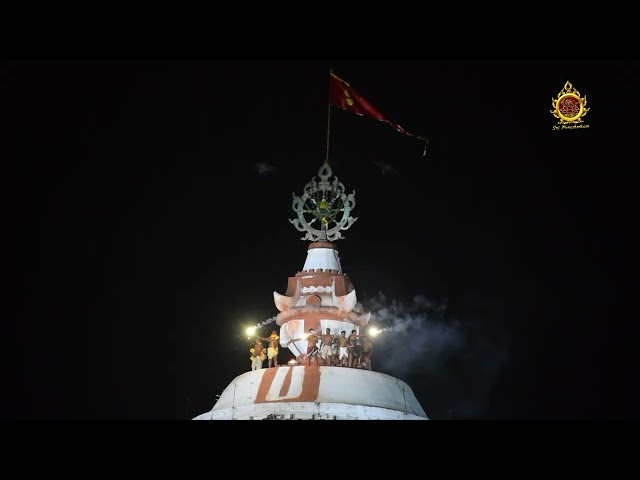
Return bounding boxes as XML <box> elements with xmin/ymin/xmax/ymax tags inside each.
<box><xmin>289</xmin><ymin>162</ymin><xmax>357</xmax><ymax>242</ymax></box>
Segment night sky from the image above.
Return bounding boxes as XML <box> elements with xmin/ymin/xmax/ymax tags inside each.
<box><xmin>6</xmin><ymin>60</ymin><xmax>638</xmax><ymax>420</ymax></box>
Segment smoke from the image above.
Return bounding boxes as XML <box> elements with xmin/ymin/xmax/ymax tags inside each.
<box><xmin>251</xmin><ymin>316</ymin><xmax>278</xmax><ymax>328</ymax></box>
<box><xmin>362</xmin><ymin>292</ymin><xmax>509</xmax><ymax>419</ymax></box>
<box><xmin>252</xmin><ymin>163</ymin><xmax>278</xmax><ymax>176</ymax></box>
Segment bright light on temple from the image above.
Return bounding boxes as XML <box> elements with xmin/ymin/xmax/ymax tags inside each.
<box><xmin>246</xmin><ymin>326</ymin><xmax>256</xmax><ymax>336</ymax></box>
<box><xmin>369</xmin><ymin>327</ymin><xmax>380</xmax><ymax>336</ymax></box>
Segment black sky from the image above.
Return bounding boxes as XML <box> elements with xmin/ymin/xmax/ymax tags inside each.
<box><xmin>5</xmin><ymin>59</ymin><xmax>638</xmax><ymax>420</ymax></box>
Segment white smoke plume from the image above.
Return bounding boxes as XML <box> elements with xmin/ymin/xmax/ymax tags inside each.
<box><xmin>362</xmin><ymin>292</ymin><xmax>509</xmax><ymax>419</ymax></box>
<box><xmin>251</xmin><ymin>316</ymin><xmax>278</xmax><ymax>328</ymax></box>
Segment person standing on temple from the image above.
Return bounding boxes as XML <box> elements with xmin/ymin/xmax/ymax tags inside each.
<box><xmin>258</xmin><ymin>330</ymin><xmax>280</xmax><ymax>368</ymax></box>
<box><xmin>305</xmin><ymin>328</ymin><xmax>320</xmax><ymax>366</ymax></box>
<box><xmin>347</xmin><ymin>329</ymin><xmax>359</xmax><ymax>368</ymax></box>
<box><xmin>336</xmin><ymin>330</ymin><xmax>349</xmax><ymax>366</ymax></box>
<box><xmin>359</xmin><ymin>334</ymin><xmax>373</xmax><ymax>370</ymax></box>
<box><xmin>319</xmin><ymin>327</ymin><xmax>334</xmax><ymax>366</ymax></box>
<box><xmin>250</xmin><ymin>339</ymin><xmax>266</xmax><ymax>371</ymax></box>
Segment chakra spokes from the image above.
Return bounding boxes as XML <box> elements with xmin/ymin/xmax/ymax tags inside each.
<box><xmin>290</xmin><ymin>162</ymin><xmax>357</xmax><ymax>242</ymax></box>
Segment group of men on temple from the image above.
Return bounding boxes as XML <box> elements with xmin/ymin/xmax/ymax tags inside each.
<box><xmin>250</xmin><ymin>327</ymin><xmax>373</xmax><ymax>371</ymax></box>
<box><xmin>250</xmin><ymin>331</ymin><xmax>280</xmax><ymax>370</ymax></box>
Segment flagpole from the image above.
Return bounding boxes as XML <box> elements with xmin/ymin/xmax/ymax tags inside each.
<box><xmin>325</xmin><ymin>69</ymin><xmax>332</xmax><ymax>164</ymax></box>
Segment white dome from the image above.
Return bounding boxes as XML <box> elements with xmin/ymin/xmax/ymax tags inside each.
<box><xmin>193</xmin><ymin>366</ymin><xmax>428</xmax><ymax>420</ymax></box>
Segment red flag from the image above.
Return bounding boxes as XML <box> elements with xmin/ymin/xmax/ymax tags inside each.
<box><xmin>329</xmin><ymin>71</ymin><xmax>427</xmax><ymax>153</ymax></box>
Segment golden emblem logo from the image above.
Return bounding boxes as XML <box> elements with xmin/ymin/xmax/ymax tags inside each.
<box><xmin>550</xmin><ymin>80</ymin><xmax>590</xmax><ymax>130</ymax></box>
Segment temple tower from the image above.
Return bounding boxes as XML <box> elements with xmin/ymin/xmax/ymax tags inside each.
<box><xmin>275</xmin><ymin>161</ymin><xmax>370</xmax><ymax>360</ymax></box>
<box><xmin>193</xmin><ymin>162</ymin><xmax>429</xmax><ymax>420</ymax></box>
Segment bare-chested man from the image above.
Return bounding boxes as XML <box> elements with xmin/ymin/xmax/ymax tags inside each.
<box><xmin>347</xmin><ymin>329</ymin><xmax>359</xmax><ymax>368</ymax></box>
<box><xmin>258</xmin><ymin>330</ymin><xmax>280</xmax><ymax>368</ymax></box>
<box><xmin>359</xmin><ymin>335</ymin><xmax>373</xmax><ymax>370</ymax></box>
<box><xmin>319</xmin><ymin>327</ymin><xmax>334</xmax><ymax>366</ymax></box>
<box><xmin>331</xmin><ymin>340</ymin><xmax>339</xmax><ymax>366</ymax></box>
<box><xmin>305</xmin><ymin>328</ymin><xmax>320</xmax><ymax>366</ymax></box>
<box><xmin>336</xmin><ymin>330</ymin><xmax>349</xmax><ymax>366</ymax></box>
